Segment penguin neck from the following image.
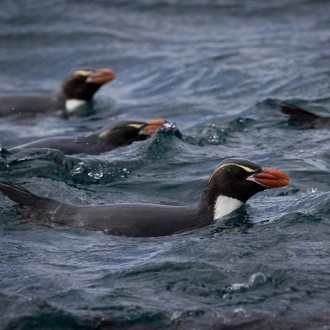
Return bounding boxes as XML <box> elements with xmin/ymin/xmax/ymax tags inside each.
<box><xmin>55</xmin><ymin>91</ymin><xmax>88</xmax><ymax>113</ymax></box>
<box><xmin>55</xmin><ymin>83</ymin><xmax>101</xmax><ymax>109</ymax></box>
<box><xmin>213</xmin><ymin>195</ymin><xmax>244</xmax><ymax>220</ymax></box>
<box><xmin>197</xmin><ymin>194</ymin><xmax>244</xmax><ymax>225</ymax></box>
<box><xmin>65</xmin><ymin>99</ymin><xmax>87</xmax><ymax>113</ymax></box>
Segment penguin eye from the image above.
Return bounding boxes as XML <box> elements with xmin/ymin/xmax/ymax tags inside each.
<box><xmin>233</xmin><ymin>165</ymin><xmax>258</xmax><ymax>181</ymax></box>
<box><xmin>235</xmin><ymin>168</ymin><xmax>248</xmax><ymax>181</ymax></box>
<box><xmin>77</xmin><ymin>76</ymin><xmax>87</xmax><ymax>83</ymax></box>
<box><xmin>125</xmin><ymin>123</ymin><xmax>145</xmax><ymax>139</ymax></box>
<box><xmin>125</xmin><ymin>128</ymin><xmax>139</xmax><ymax>139</ymax></box>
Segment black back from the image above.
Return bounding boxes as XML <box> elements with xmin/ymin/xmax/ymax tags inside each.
<box><xmin>0</xmin><ymin>95</ymin><xmax>61</xmax><ymax>116</ymax></box>
<box><xmin>15</xmin><ymin>121</ymin><xmax>152</xmax><ymax>155</ymax></box>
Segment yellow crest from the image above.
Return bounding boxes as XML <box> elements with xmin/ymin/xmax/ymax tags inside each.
<box><xmin>127</xmin><ymin>123</ymin><xmax>144</xmax><ymax>129</ymax></box>
<box><xmin>74</xmin><ymin>70</ymin><xmax>92</xmax><ymax>77</ymax></box>
<box><xmin>208</xmin><ymin>163</ymin><xmax>256</xmax><ymax>183</ymax></box>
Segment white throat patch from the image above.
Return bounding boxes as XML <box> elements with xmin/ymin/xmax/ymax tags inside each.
<box><xmin>213</xmin><ymin>195</ymin><xmax>243</xmax><ymax>220</ymax></box>
<box><xmin>65</xmin><ymin>99</ymin><xmax>86</xmax><ymax>113</ymax></box>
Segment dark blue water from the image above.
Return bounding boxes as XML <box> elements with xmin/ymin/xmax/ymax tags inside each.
<box><xmin>1</xmin><ymin>0</ymin><xmax>330</xmax><ymax>329</ymax></box>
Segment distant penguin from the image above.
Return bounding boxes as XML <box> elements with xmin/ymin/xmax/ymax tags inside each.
<box><xmin>11</xmin><ymin>119</ymin><xmax>180</xmax><ymax>155</ymax></box>
<box><xmin>0</xmin><ymin>68</ymin><xmax>116</xmax><ymax>117</ymax></box>
<box><xmin>281</xmin><ymin>103</ymin><xmax>330</xmax><ymax>129</ymax></box>
<box><xmin>0</xmin><ymin>158</ymin><xmax>289</xmax><ymax>237</ymax></box>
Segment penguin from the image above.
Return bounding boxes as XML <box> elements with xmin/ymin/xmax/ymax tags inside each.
<box><xmin>280</xmin><ymin>103</ymin><xmax>330</xmax><ymax>128</ymax></box>
<box><xmin>0</xmin><ymin>158</ymin><xmax>289</xmax><ymax>237</ymax></box>
<box><xmin>0</xmin><ymin>68</ymin><xmax>116</xmax><ymax>117</ymax></box>
<box><xmin>10</xmin><ymin>119</ymin><xmax>177</xmax><ymax>155</ymax></box>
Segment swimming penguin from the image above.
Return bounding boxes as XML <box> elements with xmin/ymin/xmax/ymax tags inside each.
<box><xmin>10</xmin><ymin>119</ymin><xmax>178</xmax><ymax>155</ymax></box>
<box><xmin>281</xmin><ymin>103</ymin><xmax>330</xmax><ymax>128</ymax></box>
<box><xmin>0</xmin><ymin>68</ymin><xmax>116</xmax><ymax>117</ymax></box>
<box><xmin>0</xmin><ymin>159</ymin><xmax>289</xmax><ymax>237</ymax></box>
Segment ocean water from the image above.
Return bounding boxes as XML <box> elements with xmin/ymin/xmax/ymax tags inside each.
<box><xmin>1</xmin><ymin>0</ymin><xmax>330</xmax><ymax>329</ymax></box>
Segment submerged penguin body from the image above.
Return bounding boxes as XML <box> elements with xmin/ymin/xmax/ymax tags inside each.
<box><xmin>0</xmin><ymin>68</ymin><xmax>116</xmax><ymax>117</ymax></box>
<box><xmin>13</xmin><ymin>119</ymin><xmax>176</xmax><ymax>155</ymax></box>
<box><xmin>0</xmin><ymin>159</ymin><xmax>290</xmax><ymax>237</ymax></box>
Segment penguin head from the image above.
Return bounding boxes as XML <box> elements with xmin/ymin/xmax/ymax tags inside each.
<box><xmin>198</xmin><ymin>158</ymin><xmax>290</xmax><ymax>221</ymax></box>
<box><xmin>60</xmin><ymin>68</ymin><xmax>116</xmax><ymax>103</ymax></box>
<box><xmin>98</xmin><ymin>119</ymin><xmax>169</xmax><ymax>148</ymax></box>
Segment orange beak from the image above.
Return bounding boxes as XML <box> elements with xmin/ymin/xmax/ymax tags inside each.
<box><xmin>140</xmin><ymin>119</ymin><xmax>166</xmax><ymax>136</ymax></box>
<box><xmin>248</xmin><ymin>167</ymin><xmax>290</xmax><ymax>188</ymax></box>
<box><xmin>87</xmin><ymin>68</ymin><xmax>116</xmax><ymax>84</ymax></box>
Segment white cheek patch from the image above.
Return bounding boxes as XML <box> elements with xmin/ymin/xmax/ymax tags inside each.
<box><xmin>213</xmin><ymin>195</ymin><xmax>243</xmax><ymax>220</ymax></box>
<box><xmin>65</xmin><ymin>99</ymin><xmax>87</xmax><ymax>113</ymax></box>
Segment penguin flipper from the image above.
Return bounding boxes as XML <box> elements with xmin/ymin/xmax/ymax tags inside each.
<box><xmin>0</xmin><ymin>181</ymin><xmax>54</xmax><ymax>211</ymax></box>
<box><xmin>280</xmin><ymin>103</ymin><xmax>320</xmax><ymax>128</ymax></box>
